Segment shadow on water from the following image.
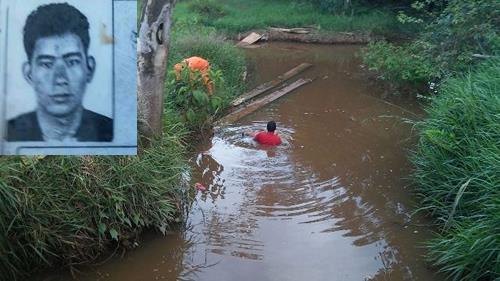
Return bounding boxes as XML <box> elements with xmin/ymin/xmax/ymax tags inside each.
<box><xmin>51</xmin><ymin>43</ymin><xmax>441</xmax><ymax>281</ymax></box>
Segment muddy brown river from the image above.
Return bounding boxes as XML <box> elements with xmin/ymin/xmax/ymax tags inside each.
<box><xmin>51</xmin><ymin>43</ymin><xmax>441</xmax><ymax>281</ymax></box>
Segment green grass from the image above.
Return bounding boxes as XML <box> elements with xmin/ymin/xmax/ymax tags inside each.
<box><xmin>0</xmin><ymin>110</ymin><xmax>188</xmax><ymax>281</ymax></box>
<box><xmin>362</xmin><ymin>41</ymin><xmax>436</xmax><ymax>86</ymax></box>
<box><xmin>411</xmin><ymin>60</ymin><xmax>500</xmax><ymax>281</ymax></box>
<box><xmin>173</xmin><ymin>0</ymin><xmax>409</xmax><ymax>37</ymax></box>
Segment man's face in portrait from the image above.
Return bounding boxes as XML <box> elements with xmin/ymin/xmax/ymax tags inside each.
<box><xmin>23</xmin><ymin>33</ymin><xmax>95</xmax><ymax>117</ymax></box>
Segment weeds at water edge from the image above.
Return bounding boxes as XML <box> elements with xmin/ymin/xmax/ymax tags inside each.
<box><xmin>411</xmin><ymin>60</ymin><xmax>500</xmax><ymax>281</ymax></box>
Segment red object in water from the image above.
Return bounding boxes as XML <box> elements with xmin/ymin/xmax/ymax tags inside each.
<box><xmin>254</xmin><ymin>131</ymin><xmax>282</xmax><ymax>146</ymax></box>
<box><xmin>195</xmin><ymin>183</ymin><xmax>207</xmax><ymax>191</ymax></box>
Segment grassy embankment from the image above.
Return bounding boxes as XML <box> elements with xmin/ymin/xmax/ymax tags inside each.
<box><xmin>362</xmin><ymin>1</ymin><xmax>499</xmax><ymax>279</ymax></box>
<box><xmin>411</xmin><ymin>60</ymin><xmax>500</xmax><ymax>281</ymax></box>
<box><xmin>174</xmin><ymin>0</ymin><xmax>409</xmax><ymax>38</ymax></box>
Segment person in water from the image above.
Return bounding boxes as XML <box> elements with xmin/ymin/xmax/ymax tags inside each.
<box><xmin>247</xmin><ymin>121</ymin><xmax>282</xmax><ymax>146</ymax></box>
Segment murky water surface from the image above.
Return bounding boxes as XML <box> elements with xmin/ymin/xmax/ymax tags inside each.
<box><xmin>54</xmin><ymin>43</ymin><xmax>440</xmax><ymax>281</ymax></box>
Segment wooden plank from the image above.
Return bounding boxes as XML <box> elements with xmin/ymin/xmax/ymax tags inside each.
<box><xmin>237</xmin><ymin>32</ymin><xmax>262</xmax><ymax>46</ymax></box>
<box><xmin>230</xmin><ymin>63</ymin><xmax>312</xmax><ymax>107</ymax></box>
<box><xmin>218</xmin><ymin>78</ymin><xmax>313</xmax><ymax>125</ymax></box>
<box><xmin>269</xmin><ymin>27</ymin><xmax>312</xmax><ymax>34</ymax></box>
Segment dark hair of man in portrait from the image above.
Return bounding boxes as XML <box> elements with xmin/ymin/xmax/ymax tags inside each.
<box><xmin>7</xmin><ymin>3</ymin><xmax>113</xmax><ymax>142</ymax></box>
<box><xmin>23</xmin><ymin>3</ymin><xmax>91</xmax><ymax>62</ymax></box>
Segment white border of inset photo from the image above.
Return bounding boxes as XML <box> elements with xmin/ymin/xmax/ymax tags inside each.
<box><xmin>0</xmin><ymin>0</ymin><xmax>137</xmax><ymax>155</ymax></box>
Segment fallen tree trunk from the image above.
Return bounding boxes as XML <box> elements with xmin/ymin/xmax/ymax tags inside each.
<box><xmin>236</xmin><ymin>30</ymin><xmax>380</xmax><ymax>44</ymax></box>
<box><xmin>269</xmin><ymin>27</ymin><xmax>313</xmax><ymax>34</ymax></box>
<box><xmin>137</xmin><ymin>0</ymin><xmax>175</xmax><ymax>140</ymax></box>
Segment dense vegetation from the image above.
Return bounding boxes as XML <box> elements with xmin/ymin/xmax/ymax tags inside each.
<box><xmin>0</xmin><ymin>110</ymin><xmax>188</xmax><ymax>281</ymax></box>
<box><xmin>363</xmin><ymin>0</ymin><xmax>500</xmax><ymax>87</ymax></box>
<box><xmin>412</xmin><ymin>61</ymin><xmax>500</xmax><ymax>280</ymax></box>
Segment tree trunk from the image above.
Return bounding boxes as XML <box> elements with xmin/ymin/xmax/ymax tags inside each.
<box><xmin>137</xmin><ymin>0</ymin><xmax>175</xmax><ymax>140</ymax></box>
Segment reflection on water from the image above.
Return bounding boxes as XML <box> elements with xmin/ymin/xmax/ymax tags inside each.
<box><xmin>52</xmin><ymin>43</ymin><xmax>440</xmax><ymax>281</ymax></box>
<box><xmin>180</xmin><ymin>119</ymin><xmax>433</xmax><ymax>281</ymax></box>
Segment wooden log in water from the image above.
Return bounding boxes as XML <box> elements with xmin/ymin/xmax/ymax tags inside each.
<box><xmin>230</xmin><ymin>63</ymin><xmax>312</xmax><ymax>107</ymax></box>
<box><xmin>218</xmin><ymin>78</ymin><xmax>313</xmax><ymax>125</ymax></box>
<box><xmin>269</xmin><ymin>27</ymin><xmax>313</xmax><ymax>34</ymax></box>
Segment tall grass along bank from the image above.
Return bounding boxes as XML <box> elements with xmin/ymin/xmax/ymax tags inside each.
<box><xmin>0</xmin><ymin>111</ymin><xmax>188</xmax><ymax>281</ymax></box>
<box><xmin>411</xmin><ymin>60</ymin><xmax>500</xmax><ymax>281</ymax></box>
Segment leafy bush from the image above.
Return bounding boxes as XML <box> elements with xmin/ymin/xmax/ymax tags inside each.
<box><xmin>363</xmin><ymin>0</ymin><xmax>500</xmax><ymax>89</ymax></box>
<box><xmin>0</xmin><ymin>112</ymin><xmax>188</xmax><ymax>281</ymax></box>
<box><xmin>419</xmin><ymin>0</ymin><xmax>500</xmax><ymax>76</ymax></box>
<box><xmin>411</xmin><ymin>60</ymin><xmax>500</xmax><ymax>280</ymax></box>
<box><xmin>362</xmin><ymin>41</ymin><xmax>435</xmax><ymax>85</ymax></box>
<box><xmin>167</xmin><ymin>67</ymin><xmax>225</xmax><ymax>131</ymax></box>
<box><xmin>167</xmin><ymin>34</ymin><xmax>246</xmax><ymax>131</ymax></box>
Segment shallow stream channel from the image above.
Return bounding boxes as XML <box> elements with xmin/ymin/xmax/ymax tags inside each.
<box><xmin>58</xmin><ymin>43</ymin><xmax>441</xmax><ymax>281</ymax></box>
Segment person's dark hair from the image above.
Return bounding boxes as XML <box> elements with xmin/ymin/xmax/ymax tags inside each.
<box><xmin>23</xmin><ymin>3</ymin><xmax>90</xmax><ymax>61</ymax></box>
<box><xmin>267</xmin><ymin>121</ymin><xmax>277</xmax><ymax>132</ymax></box>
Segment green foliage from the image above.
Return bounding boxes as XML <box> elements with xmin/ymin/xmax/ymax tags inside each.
<box><xmin>308</xmin><ymin>0</ymin><xmax>353</xmax><ymax>15</ymax></box>
<box><xmin>0</xmin><ymin>112</ymin><xmax>188</xmax><ymax>280</ymax></box>
<box><xmin>167</xmin><ymin>67</ymin><xmax>225</xmax><ymax>131</ymax></box>
<box><xmin>169</xmin><ymin>34</ymin><xmax>245</xmax><ymax>95</ymax></box>
<box><xmin>397</xmin><ymin>0</ymin><xmax>449</xmax><ymax>24</ymax></box>
<box><xmin>188</xmin><ymin>0</ymin><xmax>227</xmax><ymax>22</ymax></box>
<box><xmin>166</xmin><ymin>33</ymin><xmax>246</xmax><ymax>131</ymax></box>
<box><xmin>170</xmin><ymin>2</ymin><xmax>219</xmax><ymax>39</ymax></box>
<box><xmin>428</xmin><ymin>214</ymin><xmax>500</xmax><ymax>281</ymax></box>
<box><xmin>363</xmin><ymin>0</ymin><xmax>500</xmax><ymax>88</ymax></box>
<box><xmin>411</xmin><ymin>60</ymin><xmax>500</xmax><ymax>280</ymax></box>
<box><xmin>301</xmin><ymin>0</ymin><xmax>416</xmax><ymax>15</ymax></box>
<box><xmin>362</xmin><ymin>41</ymin><xmax>435</xmax><ymax>85</ymax></box>
<box><xmin>419</xmin><ymin>0</ymin><xmax>500</xmax><ymax>76</ymax></box>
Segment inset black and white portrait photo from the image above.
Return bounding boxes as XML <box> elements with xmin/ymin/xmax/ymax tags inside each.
<box><xmin>0</xmin><ymin>0</ymin><xmax>137</xmax><ymax>155</ymax></box>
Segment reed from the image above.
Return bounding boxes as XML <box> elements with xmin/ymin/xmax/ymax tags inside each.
<box><xmin>411</xmin><ymin>60</ymin><xmax>500</xmax><ymax>280</ymax></box>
